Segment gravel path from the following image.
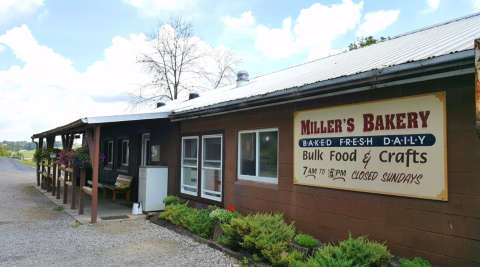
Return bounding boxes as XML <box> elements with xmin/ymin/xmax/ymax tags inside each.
<box><xmin>0</xmin><ymin>169</ymin><xmax>238</xmax><ymax>266</ymax></box>
<box><xmin>0</xmin><ymin>158</ymin><xmax>35</xmax><ymax>173</ymax></box>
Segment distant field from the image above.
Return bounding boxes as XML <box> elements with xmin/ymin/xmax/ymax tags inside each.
<box><xmin>21</xmin><ymin>150</ymin><xmax>35</xmax><ymax>158</ymax></box>
<box><xmin>16</xmin><ymin>159</ymin><xmax>36</xmax><ymax>167</ymax></box>
<box><xmin>19</xmin><ymin>146</ymin><xmax>82</xmax><ymax>159</ymax></box>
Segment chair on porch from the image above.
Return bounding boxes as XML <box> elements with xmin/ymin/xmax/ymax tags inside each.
<box><xmin>102</xmin><ymin>175</ymin><xmax>134</xmax><ymax>202</ymax></box>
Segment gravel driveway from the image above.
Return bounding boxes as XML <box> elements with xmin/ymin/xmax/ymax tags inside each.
<box><xmin>0</xmin><ymin>159</ymin><xmax>238</xmax><ymax>267</ymax></box>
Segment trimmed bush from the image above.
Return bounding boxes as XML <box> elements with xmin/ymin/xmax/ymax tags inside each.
<box><xmin>297</xmin><ymin>234</ymin><xmax>391</xmax><ymax>267</ymax></box>
<box><xmin>295</xmin><ymin>234</ymin><xmax>318</xmax><ymax>248</ymax></box>
<box><xmin>219</xmin><ymin>212</ymin><xmax>296</xmax><ymax>265</ymax></box>
<box><xmin>162</xmin><ymin>195</ymin><xmax>180</xmax><ymax>205</ymax></box>
<box><xmin>158</xmin><ymin>202</ymin><xmax>216</xmax><ymax>238</ymax></box>
<box><xmin>399</xmin><ymin>257</ymin><xmax>431</xmax><ymax>267</ymax></box>
<box><xmin>209</xmin><ymin>208</ymin><xmax>239</xmax><ymax>224</ymax></box>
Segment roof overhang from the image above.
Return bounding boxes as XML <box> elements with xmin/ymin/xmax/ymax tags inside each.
<box><xmin>170</xmin><ymin>50</ymin><xmax>474</xmax><ymax>121</ymax></box>
<box><xmin>31</xmin><ymin>112</ymin><xmax>172</xmax><ymax>139</ymax></box>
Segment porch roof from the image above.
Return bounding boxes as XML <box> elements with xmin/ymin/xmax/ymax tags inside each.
<box><xmin>31</xmin><ymin>111</ymin><xmax>172</xmax><ymax>138</ymax></box>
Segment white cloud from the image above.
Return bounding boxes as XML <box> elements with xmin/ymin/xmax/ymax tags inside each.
<box><xmin>0</xmin><ymin>45</ymin><xmax>5</xmax><ymax>52</ymax></box>
<box><xmin>221</xmin><ymin>11</ymin><xmax>255</xmax><ymax>27</ymax></box>
<box><xmin>0</xmin><ymin>24</ymin><xmax>237</xmax><ymax>141</ymax></box>
<box><xmin>471</xmin><ymin>0</ymin><xmax>480</xmax><ymax>12</ymax></box>
<box><xmin>356</xmin><ymin>10</ymin><xmax>400</xmax><ymax>37</ymax></box>
<box><xmin>422</xmin><ymin>0</ymin><xmax>439</xmax><ymax>13</ymax></box>
<box><xmin>0</xmin><ymin>25</ymin><xmax>150</xmax><ymax>140</ymax></box>
<box><xmin>255</xmin><ymin>18</ymin><xmax>297</xmax><ymax>59</ymax></box>
<box><xmin>0</xmin><ymin>0</ymin><xmax>44</xmax><ymax>24</ymax></box>
<box><xmin>122</xmin><ymin>0</ymin><xmax>196</xmax><ymax>17</ymax></box>
<box><xmin>255</xmin><ymin>0</ymin><xmax>364</xmax><ymax>61</ymax></box>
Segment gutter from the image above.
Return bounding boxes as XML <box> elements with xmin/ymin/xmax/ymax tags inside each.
<box><xmin>170</xmin><ymin>50</ymin><xmax>474</xmax><ymax>121</ymax></box>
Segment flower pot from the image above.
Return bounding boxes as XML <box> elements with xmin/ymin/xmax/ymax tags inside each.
<box><xmin>213</xmin><ymin>221</ymin><xmax>224</xmax><ymax>241</ymax></box>
<box><xmin>288</xmin><ymin>239</ymin><xmax>324</xmax><ymax>261</ymax></box>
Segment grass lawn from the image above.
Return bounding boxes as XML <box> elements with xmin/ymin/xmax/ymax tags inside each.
<box><xmin>21</xmin><ymin>150</ymin><xmax>35</xmax><ymax>158</ymax></box>
<box><xmin>15</xmin><ymin>159</ymin><xmax>36</xmax><ymax>168</ymax></box>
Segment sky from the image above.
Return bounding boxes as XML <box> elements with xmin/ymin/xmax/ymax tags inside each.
<box><xmin>1</xmin><ymin>0</ymin><xmax>479</xmax><ymax>141</ymax></box>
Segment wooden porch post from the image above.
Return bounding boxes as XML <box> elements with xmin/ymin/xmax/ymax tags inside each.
<box><xmin>79</xmin><ymin>168</ymin><xmax>85</xmax><ymax>215</ymax></box>
<box><xmin>91</xmin><ymin>125</ymin><xmax>101</xmax><ymax>223</ymax></box>
<box><xmin>38</xmin><ymin>138</ymin><xmax>43</xmax><ymax>187</ymax></box>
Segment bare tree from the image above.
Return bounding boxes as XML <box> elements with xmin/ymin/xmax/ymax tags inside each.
<box><xmin>128</xmin><ymin>14</ymin><xmax>241</xmax><ymax>111</ymax></box>
<box><xmin>197</xmin><ymin>47</ymin><xmax>242</xmax><ymax>92</ymax></box>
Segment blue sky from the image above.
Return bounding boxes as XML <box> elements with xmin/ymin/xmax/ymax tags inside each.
<box><xmin>0</xmin><ymin>0</ymin><xmax>479</xmax><ymax>141</ymax></box>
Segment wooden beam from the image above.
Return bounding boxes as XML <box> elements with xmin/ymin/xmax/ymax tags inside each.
<box><xmin>79</xmin><ymin>168</ymin><xmax>85</xmax><ymax>215</ymax></box>
<box><xmin>71</xmin><ymin>166</ymin><xmax>77</xmax><ymax>210</ymax></box>
<box><xmin>61</xmin><ymin>134</ymin><xmax>66</xmax><ymax>149</ymax></box>
<box><xmin>85</xmin><ymin>128</ymin><xmax>95</xmax><ymax>161</ymax></box>
<box><xmin>91</xmin><ymin>125</ymin><xmax>101</xmax><ymax>224</ymax></box>
<box><xmin>68</xmin><ymin>133</ymin><xmax>75</xmax><ymax>150</ymax></box>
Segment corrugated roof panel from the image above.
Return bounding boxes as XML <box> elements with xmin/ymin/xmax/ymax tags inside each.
<box><xmin>167</xmin><ymin>13</ymin><xmax>480</xmax><ymax>114</ymax></box>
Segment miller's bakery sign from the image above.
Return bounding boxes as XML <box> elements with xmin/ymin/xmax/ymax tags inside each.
<box><xmin>293</xmin><ymin>93</ymin><xmax>447</xmax><ymax>201</ymax></box>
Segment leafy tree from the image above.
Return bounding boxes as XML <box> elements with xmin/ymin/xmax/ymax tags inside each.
<box><xmin>349</xmin><ymin>36</ymin><xmax>389</xmax><ymax>51</ymax></box>
<box><xmin>0</xmin><ymin>146</ymin><xmax>9</xmax><ymax>157</ymax></box>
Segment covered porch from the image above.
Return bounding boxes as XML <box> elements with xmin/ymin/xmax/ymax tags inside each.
<box><xmin>35</xmin><ymin>180</ymin><xmax>144</xmax><ymax>223</ymax></box>
<box><xmin>31</xmin><ymin>111</ymin><xmax>174</xmax><ymax>223</ymax></box>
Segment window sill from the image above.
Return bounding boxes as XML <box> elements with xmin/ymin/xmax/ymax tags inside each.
<box><xmin>103</xmin><ymin>164</ymin><xmax>113</xmax><ymax>171</ymax></box>
<box><xmin>117</xmin><ymin>166</ymin><xmax>129</xmax><ymax>174</ymax></box>
<box><xmin>235</xmin><ymin>179</ymin><xmax>278</xmax><ymax>190</ymax></box>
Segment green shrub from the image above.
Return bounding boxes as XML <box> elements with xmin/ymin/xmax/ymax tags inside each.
<box><xmin>158</xmin><ymin>202</ymin><xmax>215</xmax><ymax>238</ymax></box>
<box><xmin>239</xmin><ymin>257</ymin><xmax>249</xmax><ymax>266</ymax></box>
<box><xmin>275</xmin><ymin>251</ymin><xmax>304</xmax><ymax>267</ymax></box>
<box><xmin>186</xmin><ymin>208</ymin><xmax>215</xmax><ymax>238</ymax></box>
<box><xmin>159</xmin><ymin>202</ymin><xmax>191</xmax><ymax>226</ymax></box>
<box><xmin>399</xmin><ymin>257</ymin><xmax>431</xmax><ymax>267</ymax></box>
<box><xmin>297</xmin><ymin>234</ymin><xmax>391</xmax><ymax>267</ymax></box>
<box><xmin>295</xmin><ymin>234</ymin><xmax>318</xmax><ymax>248</ymax></box>
<box><xmin>162</xmin><ymin>195</ymin><xmax>180</xmax><ymax>205</ymax></box>
<box><xmin>220</xmin><ymin>212</ymin><xmax>296</xmax><ymax>265</ymax></box>
<box><xmin>209</xmin><ymin>208</ymin><xmax>239</xmax><ymax>224</ymax></box>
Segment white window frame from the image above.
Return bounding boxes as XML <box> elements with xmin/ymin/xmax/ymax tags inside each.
<box><xmin>237</xmin><ymin>128</ymin><xmax>279</xmax><ymax>183</ymax></box>
<box><xmin>201</xmin><ymin>134</ymin><xmax>222</xmax><ymax>201</ymax></box>
<box><xmin>181</xmin><ymin>136</ymin><xmax>199</xmax><ymax>196</ymax></box>
<box><xmin>141</xmin><ymin>133</ymin><xmax>150</xmax><ymax>166</ymax></box>
<box><xmin>121</xmin><ymin>140</ymin><xmax>129</xmax><ymax>166</ymax></box>
<box><xmin>107</xmin><ymin>141</ymin><xmax>113</xmax><ymax>164</ymax></box>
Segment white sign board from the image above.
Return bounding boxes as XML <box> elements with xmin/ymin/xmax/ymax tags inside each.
<box><xmin>293</xmin><ymin>93</ymin><xmax>447</xmax><ymax>201</ymax></box>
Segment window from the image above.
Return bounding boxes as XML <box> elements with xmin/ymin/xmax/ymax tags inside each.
<box><xmin>238</xmin><ymin>128</ymin><xmax>278</xmax><ymax>183</ymax></box>
<box><xmin>107</xmin><ymin>141</ymin><xmax>113</xmax><ymax>164</ymax></box>
<box><xmin>201</xmin><ymin>135</ymin><xmax>222</xmax><ymax>201</ymax></box>
<box><xmin>121</xmin><ymin>140</ymin><xmax>129</xmax><ymax>166</ymax></box>
<box><xmin>181</xmin><ymin>137</ymin><xmax>198</xmax><ymax>195</ymax></box>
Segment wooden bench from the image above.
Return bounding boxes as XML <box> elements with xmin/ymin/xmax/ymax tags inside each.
<box><xmin>102</xmin><ymin>175</ymin><xmax>134</xmax><ymax>202</ymax></box>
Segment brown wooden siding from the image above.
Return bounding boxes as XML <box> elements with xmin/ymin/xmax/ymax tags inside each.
<box><xmin>180</xmin><ymin>74</ymin><xmax>480</xmax><ymax>267</ymax></box>
<box><xmin>98</xmin><ymin>119</ymin><xmax>180</xmax><ymax>202</ymax></box>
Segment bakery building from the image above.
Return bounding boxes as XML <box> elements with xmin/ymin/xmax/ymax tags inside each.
<box><xmin>32</xmin><ymin>13</ymin><xmax>480</xmax><ymax>266</ymax></box>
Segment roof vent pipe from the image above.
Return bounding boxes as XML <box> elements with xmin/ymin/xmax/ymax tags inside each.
<box><xmin>157</xmin><ymin>102</ymin><xmax>165</xmax><ymax>108</ymax></box>
<box><xmin>189</xmin><ymin>91</ymin><xmax>199</xmax><ymax>100</ymax></box>
<box><xmin>236</xmin><ymin>70</ymin><xmax>249</xmax><ymax>88</ymax></box>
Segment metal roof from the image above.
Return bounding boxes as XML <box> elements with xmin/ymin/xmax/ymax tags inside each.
<box><xmin>170</xmin><ymin>12</ymin><xmax>480</xmax><ymax>115</ymax></box>
<box><xmin>32</xmin><ymin>13</ymin><xmax>480</xmax><ymax>138</ymax></box>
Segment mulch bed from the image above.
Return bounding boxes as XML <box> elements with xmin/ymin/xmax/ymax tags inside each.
<box><xmin>147</xmin><ymin>213</ymin><xmax>271</xmax><ymax>267</ymax></box>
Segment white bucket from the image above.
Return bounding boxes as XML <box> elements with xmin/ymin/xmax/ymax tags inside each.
<box><xmin>132</xmin><ymin>202</ymin><xmax>142</xmax><ymax>215</ymax></box>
